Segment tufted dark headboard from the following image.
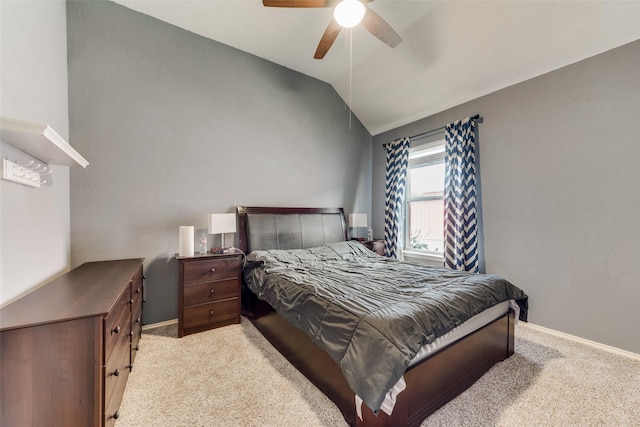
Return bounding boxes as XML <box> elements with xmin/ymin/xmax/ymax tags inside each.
<box><xmin>236</xmin><ymin>206</ymin><xmax>348</xmax><ymax>253</ymax></box>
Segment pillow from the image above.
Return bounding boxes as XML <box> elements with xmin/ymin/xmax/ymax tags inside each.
<box><xmin>247</xmin><ymin>240</ymin><xmax>378</xmax><ymax>266</ymax></box>
<box><xmin>325</xmin><ymin>240</ymin><xmax>379</xmax><ymax>259</ymax></box>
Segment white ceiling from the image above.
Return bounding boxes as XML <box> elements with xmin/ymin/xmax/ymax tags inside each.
<box><xmin>112</xmin><ymin>0</ymin><xmax>640</xmax><ymax>135</ymax></box>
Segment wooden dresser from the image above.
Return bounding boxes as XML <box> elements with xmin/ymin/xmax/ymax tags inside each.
<box><xmin>0</xmin><ymin>258</ymin><xmax>144</xmax><ymax>426</ymax></box>
<box><xmin>177</xmin><ymin>251</ymin><xmax>242</xmax><ymax>337</ymax></box>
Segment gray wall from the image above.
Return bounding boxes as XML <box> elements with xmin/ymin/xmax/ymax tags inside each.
<box><xmin>373</xmin><ymin>40</ymin><xmax>640</xmax><ymax>354</ymax></box>
<box><xmin>0</xmin><ymin>0</ymin><xmax>71</xmax><ymax>305</ymax></box>
<box><xmin>67</xmin><ymin>1</ymin><xmax>372</xmax><ymax>324</ymax></box>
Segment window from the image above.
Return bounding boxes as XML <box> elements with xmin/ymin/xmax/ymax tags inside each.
<box><xmin>405</xmin><ymin>140</ymin><xmax>445</xmax><ymax>256</ymax></box>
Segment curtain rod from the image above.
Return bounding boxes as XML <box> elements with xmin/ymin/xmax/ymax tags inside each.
<box><xmin>409</xmin><ymin>114</ymin><xmax>481</xmax><ymax>141</ymax></box>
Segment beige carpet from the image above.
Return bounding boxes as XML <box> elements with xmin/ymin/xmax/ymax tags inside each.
<box><xmin>118</xmin><ymin>318</ymin><xmax>640</xmax><ymax>426</ymax></box>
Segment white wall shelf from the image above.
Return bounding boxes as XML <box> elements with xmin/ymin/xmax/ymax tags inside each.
<box><xmin>0</xmin><ymin>116</ymin><xmax>89</xmax><ymax>168</ymax></box>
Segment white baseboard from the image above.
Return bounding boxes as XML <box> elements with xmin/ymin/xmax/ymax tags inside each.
<box><xmin>142</xmin><ymin>318</ymin><xmax>178</xmax><ymax>331</ymax></box>
<box><xmin>523</xmin><ymin>322</ymin><xmax>640</xmax><ymax>361</ymax></box>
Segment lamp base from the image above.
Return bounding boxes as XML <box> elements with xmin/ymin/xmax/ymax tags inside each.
<box><xmin>210</xmin><ymin>234</ymin><xmax>228</xmax><ymax>254</ymax></box>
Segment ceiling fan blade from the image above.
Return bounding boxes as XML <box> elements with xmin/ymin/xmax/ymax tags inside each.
<box><xmin>314</xmin><ymin>19</ymin><xmax>342</xmax><ymax>59</ymax></box>
<box><xmin>361</xmin><ymin>7</ymin><xmax>401</xmax><ymax>48</ymax></box>
<box><xmin>263</xmin><ymin>0</ymin><xmax>338</xmax><ymax>7</ymax></box>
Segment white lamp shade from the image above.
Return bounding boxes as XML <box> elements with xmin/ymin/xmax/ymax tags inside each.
<box><xmin>334</xmin><ymin>0</ymin><xmax>366</xmax><ymax>28</ymax></box>
<box><xmin>208</xmin><ymin>213</ymin><xmax>237</xmax><ymax>234</ymax></box>
<box><xmin>348</xmin><ymin>213</ymin><xmax>367</xmax><ymax>228</ymax></box>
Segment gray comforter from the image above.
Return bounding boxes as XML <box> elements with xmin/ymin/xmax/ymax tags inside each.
<box><xmin>243</xmin><ymin>240</ymin><xmax>528</xmax><ymax>413</ymax></box>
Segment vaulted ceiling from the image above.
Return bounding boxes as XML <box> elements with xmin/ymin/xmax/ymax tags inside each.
<box><xmin>112</xmin><ymin>1</ymin><xmax>640</xmax><ymax>135</ymax></box>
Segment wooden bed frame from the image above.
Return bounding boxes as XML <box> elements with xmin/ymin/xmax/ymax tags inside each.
<box><xmin>237</xmin><ymin>206</ymin><xmax>515</xmax><ymax>427</ymax></box>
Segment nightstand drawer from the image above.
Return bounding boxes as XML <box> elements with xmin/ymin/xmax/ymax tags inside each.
<box><xmin>183</xmin><ymin>278</ymin><xmax>239</xmax><ymax>306</ymax></box>
<box><xmin>183</xmin><ymin>299</ymin><xmax>239</xmax><ymax>330</ymax></box>
<box><xmin>183</xmin><ymin>258</ymin><xmax>240</xmax><ymax>284</ymax></box>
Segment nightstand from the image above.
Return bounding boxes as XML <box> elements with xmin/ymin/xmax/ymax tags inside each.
<box><xmin>362</xmin><ymin>239</ymin><xmax>385</xmax><ymax>256</ymax></box>
<box><xmin>177</xmin><ymin>251</ymin><xmax>242</xmax><ymax>337</ymax></box>
<box><xmin>352</xmin><ymin>238</ymin><xmax>385</xmax><ymax>256</ymax></box>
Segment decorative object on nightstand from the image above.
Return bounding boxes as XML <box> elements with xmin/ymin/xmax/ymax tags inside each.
<box><xmin>198</xmin><ymin>232</ymin><xmax>208</xmax><ymax>254</ymax></box>
<box><xmin>176</xmin><ymin>251</ymin><xmax>242</xmax><ymax>337</ymax></box>
<box><xmin>178</xmin><ymin>226</ymin><xmax>194</xmax><ymax>257</ymax></box>
<box><xmin>348</xmin><ymin>213</ymin><xmax>367</xmax><ymax>240</ymax></box>
<box><xmin>208</xmin><ymin>213</ymin><xmax>237</xmax><ymax>254</ymax></box>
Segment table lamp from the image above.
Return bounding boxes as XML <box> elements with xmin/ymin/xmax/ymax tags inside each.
<box><xmin>348</xmin><ymin>213</ymin><xmax>368</xmax><ymax>240</ymax></box>
<box><xmin>208</xmin><ymin>213</ymin><xmax>237</xmax><ymax>253</ymax></box>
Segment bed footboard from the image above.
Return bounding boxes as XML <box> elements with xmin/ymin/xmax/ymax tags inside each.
<box><xmin>357</xmin><ymin>311</ymin><xmax>515</xmax><ymax>427</ymax></box>
<box><xmin>243</xmin><ymin>285</ymin><xmax>515</xmax><ymax>427</ymax></box>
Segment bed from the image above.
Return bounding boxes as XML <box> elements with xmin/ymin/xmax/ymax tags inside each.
<box><xmin>237</xmin><ymin>206</ymin><xmax>528</xmax><ymax>427</ymax></box>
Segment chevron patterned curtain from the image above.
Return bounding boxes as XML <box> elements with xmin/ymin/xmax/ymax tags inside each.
<box><xmin>384</xmin><ymin>137</ymin><xmax>411</xmax><ymax>259</ymax></box>
<box><xmin>444</xmin><ymin>117</ymin><xmax>479</xmax><ymax>272</ymax></box>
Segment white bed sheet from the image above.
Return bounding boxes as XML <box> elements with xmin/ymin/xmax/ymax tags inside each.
<box><xmin>356</xmin><ymin>300</ymin><xmax>519</xmax><ymax>419</ymax></box>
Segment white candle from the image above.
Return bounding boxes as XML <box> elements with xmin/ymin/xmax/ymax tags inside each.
<box><xmin>178</xmin><ymin>226</ymin><xmax>194</xmax><ymax>257</ymax></box>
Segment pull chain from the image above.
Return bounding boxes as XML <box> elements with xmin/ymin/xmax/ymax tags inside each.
<box><xmin>344</xmin><ymin>27</ymin><xmax>348</xmax><ymax>114</ymax></box>
<box><xmin>349</xmin><ymin>27</ymin><xmax>353</xmax><ymax>130</ymax></box>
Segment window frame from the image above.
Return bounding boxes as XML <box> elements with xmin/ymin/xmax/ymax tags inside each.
<box><xmin>403</xmin><ymin>139</ymin><xmax>446</xmax><ymax>260</ymax></box>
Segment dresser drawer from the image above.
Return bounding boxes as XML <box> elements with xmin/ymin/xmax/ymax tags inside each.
<box><xmin>131</xmin><ymin>303</ymin><xmax>143</xmax><ymax>363</ymax></box>
<box><xmin>104</xmin><ymin>339</ymin><xmax>131</xmax><ymax>422</ymax></box>
<box><xmin>104</xmin><ymin>356</ymin><xmax>131</xmax><ymax>427</ymax></box>
<box><xmin>183</xmin><ymin>257</ymin><xmax>240</xmax><ymax>284</ymax></box>
<box><xmin>104</xmin><ymin>290</ymin><xmax>131</xmax><ymax>360</ymax></box>
<box><xmin>105</xmin><ymin>323</ymin><xmax>131</xmax><ymax>383</ymax></box>
<box><xmin>183</xmin><ymin>278</ymin><xmax>239</xmax><ymax>306</ymax></box>
<box><xmin>132</xmin><ymin>282</ymin><xmax>143</xmax><ymax>306</ymax></box>
<box><xmin>183</xmin><ymin>299</ymin><xmax>239</xmax><ymax>330</ymax></box>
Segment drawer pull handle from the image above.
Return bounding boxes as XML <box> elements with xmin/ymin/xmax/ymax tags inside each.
<box><xmin>128</xmin><ymin>331</ymin><xmax>134</xmax><ymax>338</ymax></box>
<box><xmin>112</xmin><ymin>326</ymin><xmax>121</xmax><ymax>334</ymax></box>
<box><xmin>128</xmin><ymin>299</ymin><xmax>134</xmax><ymax>305</ymax></box>
<box><xmin>135</xmin><ymin>288</ymin><xmax>141</xmax><ymax>294</ymax></box>
<box><xmin>209</xmin><ymin>310</ymin><xmax>214</xmax><ymax>316</ymax></box>
<box><xmin>112</xmin><ymin>411</ymin><xmax>120</xmax><ymax>420</ymax></box>
<box><xmin>134</xmin><ymin>345</ymin><xmax>140</xmax><ymax>351</ymax></box>
<box><xmin>135</xmin><ymin>317</ymin><xmax>141</xmax><ymax>324</ymax></box>
<box><xmin>113</xmin><ymin>368</ymin><xmax>120</xmax><ymax>377</ymax></box>
<box><xmin>209</xmin><ymin>289</ymin><xmax>215</xmax><ymax>294</ymax></box>
<box><xmin>210</xmin><ymin>268</ymin><xmax>216</xmax><ymax>272</ymax></box>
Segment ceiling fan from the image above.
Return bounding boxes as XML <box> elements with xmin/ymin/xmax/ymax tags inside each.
<box><xmin>262</xmin><ymin>0</ymin><xmax>402</xmax><ymax>59</ymax></box>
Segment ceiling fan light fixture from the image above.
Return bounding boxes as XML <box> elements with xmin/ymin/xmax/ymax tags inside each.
<box><xmin>334</xmin><ymin>0</ymin><xmax>366</xmax><ymax>28</ymax></box>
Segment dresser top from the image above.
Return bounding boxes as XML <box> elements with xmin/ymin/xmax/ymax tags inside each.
<box><xmin>0</xmin><ymin>258</ymin><xmax>144</xmax><ymax>332</ymax></box>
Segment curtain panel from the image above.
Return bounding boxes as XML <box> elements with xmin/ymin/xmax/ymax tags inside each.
<box><xmin>383</xmin><ymin>137</ymin><xmax>411</xmax><ymax>259</ymax></box>
<box><xmin>444</xmin><ymin>117</ymin><xmax>479</xmax><ymax>272</ymax></box>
